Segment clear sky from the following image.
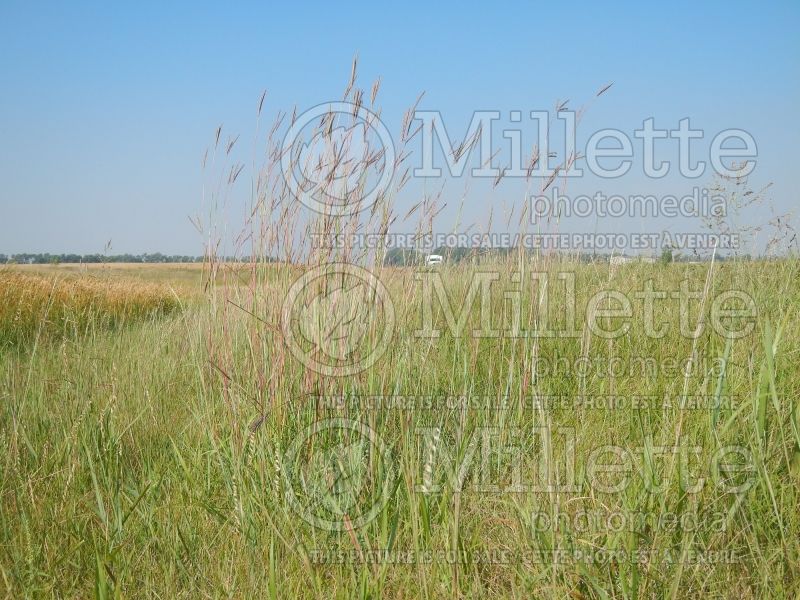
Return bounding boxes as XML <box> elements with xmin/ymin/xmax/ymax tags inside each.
<box><xmin>1</xmin><ymin>0</ymin><xmax>798</xmax><ymax>255</ymax></box>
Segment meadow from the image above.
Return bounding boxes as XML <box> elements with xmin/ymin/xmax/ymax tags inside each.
<box><xmin>1</xmin><ymin>258</ymin><xmax>798</xmax><ymax>598</ymax></box>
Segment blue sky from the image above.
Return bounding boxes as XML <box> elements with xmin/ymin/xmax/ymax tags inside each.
<box><xmin>1</xmin><ymin>0</ymin><xmax>798</xmax><ymax>255</ymax></box>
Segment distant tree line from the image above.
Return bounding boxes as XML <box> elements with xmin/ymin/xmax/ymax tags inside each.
<box><xmin>382</xmin><ymin>247</ymin><xmax>745</xmax><ymax>266</ymax></box>
<box><xmin>0</xmin><ymin>250</ymin><xmax>755</xmax><ymax>267</ymax></box>
<box><xmin>1</xmin><ymin>253</ymin><xmax>206</xmax><ymax>265</ymax></box>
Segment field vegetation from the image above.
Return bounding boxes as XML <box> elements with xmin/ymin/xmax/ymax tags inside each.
<box><xmin>1</xmin><ymin>258</ymin><xmax>799</xmax><ymax>598</ymax></box>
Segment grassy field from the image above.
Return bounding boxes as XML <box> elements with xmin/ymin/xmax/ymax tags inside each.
<box><xmin>1</xmin><ymin>259</ymin><xmax>799</xmax><ymax>598</ymax></box>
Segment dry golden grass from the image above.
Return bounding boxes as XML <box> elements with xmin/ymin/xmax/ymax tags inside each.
<box><xmin>10</xmin><ymin>262</ymin><xmax>206</xmax><ymax>290</ymax></box>
<box><xmin>0</xmin><ymin>269</ymin><xmax>181</xmax><ymax>347</ymax></box>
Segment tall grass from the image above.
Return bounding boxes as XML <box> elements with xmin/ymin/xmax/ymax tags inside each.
<box><xmin>1</xmin><ymin>260</ymin><xmax>798</xmax><ymax>597</ymax></box>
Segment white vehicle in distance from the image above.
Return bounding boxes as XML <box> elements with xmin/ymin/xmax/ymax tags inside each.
<box><xmin>425</xmin><ymin>254</ymin><xmax>444</xmax><ymax>267</ymax></box>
